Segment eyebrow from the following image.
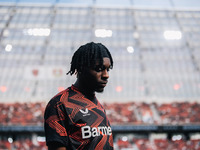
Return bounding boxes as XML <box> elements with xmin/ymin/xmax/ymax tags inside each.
<box><xmin>96</xmin><ymin>64</ymin><xmax>110</xmax><ymax>67</ymax></box>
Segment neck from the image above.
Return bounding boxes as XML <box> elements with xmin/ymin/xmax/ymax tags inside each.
<box><xmin>73</xmin><ymin>79</ymin><xmax>95</xmax><ymax>99</ymax></box>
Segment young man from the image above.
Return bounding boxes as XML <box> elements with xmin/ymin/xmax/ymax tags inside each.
<box><xmin>44</xmin><ymin>42</ymin><xmax>114</xmax><ymax>150</ymax></box>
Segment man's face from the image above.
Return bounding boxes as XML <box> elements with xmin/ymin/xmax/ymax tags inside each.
<box><xmin>81</xmin><ymin>57</ymin><xmax>111</xmax><ymax>93</ymax></box>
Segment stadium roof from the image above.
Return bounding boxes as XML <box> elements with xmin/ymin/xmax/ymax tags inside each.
<box><xmin>1</xmin><ymin>0</ymin><xmax>200</xmax><ymax>9</ymax></box>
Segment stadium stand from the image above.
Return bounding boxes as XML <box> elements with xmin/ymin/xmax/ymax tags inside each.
<box><xmin>0</xmin><ymin>138</ymin><xmax>46</xmax><ymax>150</ymax></box>
<box><xmin>0</xmin><ymin>101</ymin><xmax>200</xmax><ymax>126</ymax></box>
<box><xmin>1</xmin><ymin>138</ymin><xmax>200</xmax><ymax>150</ymax></box>
<box><xmin>0</xmin><ymin>101</ymin><xmax>200</xmax><ymax>149</ymax></box>
<box><xmin>0</xmin><ymin>3</ymin><xmax>200</xmax><ymax>102</ymax></box>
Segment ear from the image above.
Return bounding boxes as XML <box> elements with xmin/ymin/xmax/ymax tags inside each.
<box><xmin>77</xmin><ymin>67</ymin><xmax>88</xmax><ymax>78</ymax></box>
<box><xmin>76</xmin><ymin>71</ymin><xmax>81</xmax><ymax>78</ymax></box>
<box><xmin>77</xmin><ymin>67</ymin><xmax>87</xmax><ymax>77</ymax></box>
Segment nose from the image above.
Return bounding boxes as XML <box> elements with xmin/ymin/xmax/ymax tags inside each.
<box><xmin>102</xmin><ymin>69</ymin><xmax>109</xmax><ymax>79</ymax></box>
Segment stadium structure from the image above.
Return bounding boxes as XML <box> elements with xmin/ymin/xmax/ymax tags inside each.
<box><xmin>0</xmin><ymin>0</ymin><xmax>200</xmax><ymax>149</ymax></box>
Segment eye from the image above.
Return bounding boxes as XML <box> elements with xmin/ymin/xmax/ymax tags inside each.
<box><xmin>106</xmin><ymin>67</ymin><xmax>110</xmax><ymax>72</ymax></box>
<box><xmin>94</xmin><ymin>66</ymin><xmax>110</xmax><ymax>72</ymax></box>
<box><xmin>94</xmin><ymin>66</ymin><xmax>103</xmax><ymax>72</ymax></box>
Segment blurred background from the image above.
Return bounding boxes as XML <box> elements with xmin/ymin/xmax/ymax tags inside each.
<box><xmin>0</xmin><ymin>0</ymin><xmax>200</xmax><ymax>149</ymax></box>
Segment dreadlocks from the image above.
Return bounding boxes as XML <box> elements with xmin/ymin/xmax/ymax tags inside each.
<box><xmin>67</xmin><ymin>42</ymin><xmax>113</xmax><ymax>75</ymax></box>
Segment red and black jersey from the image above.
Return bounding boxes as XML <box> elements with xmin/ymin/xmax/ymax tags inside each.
<box><xmin>44</xmin><ymin>85</ymin><xmax>113</xmax><ymax>150</ymax></box>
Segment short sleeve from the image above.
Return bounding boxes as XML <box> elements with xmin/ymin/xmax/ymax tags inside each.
<box><xmin>44</xmin><ymin>99</ymin><xmax>69</xmax><ymax>147</ymax></box>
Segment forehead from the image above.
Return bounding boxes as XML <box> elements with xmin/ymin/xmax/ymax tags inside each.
<box><xmin>95</xmin><ymin>57</ymin><xmax>111</xmax><ymax>66</ymax></box>
<box><xmin>103</xmin><ymin>57</ymin><xmax>111</xmax><ymax>65</ymax></box>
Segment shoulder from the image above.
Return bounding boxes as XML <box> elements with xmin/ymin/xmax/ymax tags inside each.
<box><xmin>44</xmin><ymin>87</ymin><xmax>71</xmax><ymax>115</ymax></box>
<box><xmin>51</xmin><ymin>88</ymin><xmax>71</xmax><ymax>102</ymax></box>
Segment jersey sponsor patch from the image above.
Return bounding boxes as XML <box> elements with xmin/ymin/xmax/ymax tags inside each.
<box><xmin>81</xmin><ymin>125</ymin><xmax>112</xmax><ymax>139</ymax></box>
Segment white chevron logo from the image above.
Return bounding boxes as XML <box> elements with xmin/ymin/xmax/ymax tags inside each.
<box><xmin>80</xmin><ymin>108</ymin><xmax>90</xmax><ymax>116</ymax></box>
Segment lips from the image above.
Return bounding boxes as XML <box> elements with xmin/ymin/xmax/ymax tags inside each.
<box><xmin>99</xmin><ymin>82</ymin><xmax>107</xmax><ymax>87</ymax></box>
<box><xmin>100</xmin><ymin>83</ymin><xmax>106</xmax><ymax>87</ymax></box>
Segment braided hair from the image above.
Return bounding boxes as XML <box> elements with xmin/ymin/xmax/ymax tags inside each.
<box><xmin>67</xmin><ymin>42</ymin><xmax>113</xmax><ymax>75</ymax></box>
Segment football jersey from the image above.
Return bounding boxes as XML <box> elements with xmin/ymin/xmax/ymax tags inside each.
<box><xmin>44</xmin><ymin>85</ymin><xmax>113</xmax><ymax>150</ymax></box>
